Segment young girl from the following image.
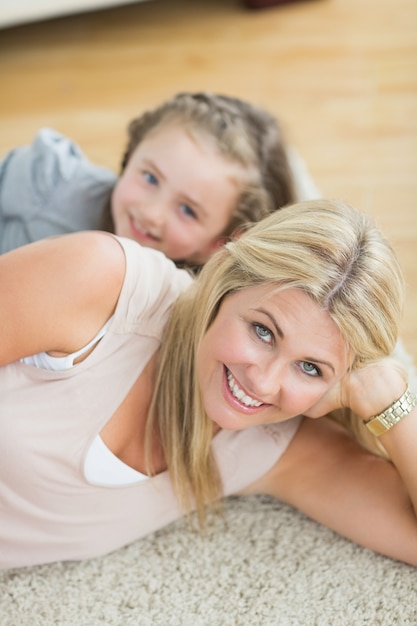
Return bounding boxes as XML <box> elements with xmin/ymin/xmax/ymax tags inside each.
<box><xmin>0</xmin><ymin>92</ymin><xmax>316</xmax><ymax>265</ymax></box>
<box><xmin>1</xmin><ymin>199</ymin><xmax>416</xmax><ymax>570</ymax></box>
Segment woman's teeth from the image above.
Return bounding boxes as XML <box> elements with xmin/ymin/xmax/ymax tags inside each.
<box><xmin>226</xmin><ymin>370</ymin><xmax>262</xmax><ymax>407</ymax></box>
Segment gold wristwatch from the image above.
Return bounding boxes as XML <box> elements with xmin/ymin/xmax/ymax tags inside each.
<box><xmin>364</xmin><ymin>386</ymin><xmax>417</xmax><ymax>436</ymax></box>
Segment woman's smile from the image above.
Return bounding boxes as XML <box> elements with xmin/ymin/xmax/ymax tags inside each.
<box><xmin>224</xmin><ymin>366</ymin><xmax>268</xmax><ymax>411</ymax></box>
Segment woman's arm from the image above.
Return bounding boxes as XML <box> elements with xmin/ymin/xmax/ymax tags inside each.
<box><xmin>243</xmin><ymin>415</ymin><xmax>417</xmax><ymax>566</ymax></box>
<box><xmin>244</xmin><ymin>360</ymin><xmax>417</xmax><ymax>565</ymax></box>
<box><xmin>0</xmin><ymin>231</ymin><xmax>126</xmax><ymax>367</ymax></box>
<box><xmin>352</xmin><ymin>363</ymin><xmax>417</xmax><ymax>521</ymax></box>
<box><xmin>322</xmin><ymin>360</ymin><xmax>417</xmax><ymax>520</ymax></box>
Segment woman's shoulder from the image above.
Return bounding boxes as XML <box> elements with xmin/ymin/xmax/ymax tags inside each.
<box><xmin>0</xmin><ymin>231</ymin><xmax>126</xmax><ymax>366</ymax></box>
<box><xmin>45</xmin><ymin>231</ymin><xmax>126</xmax><ymax>309</ymax></box>
<box><xmin>111</xmin><ymin>237</ymin><xmax>194</xmax><ymax>334</ymax></box>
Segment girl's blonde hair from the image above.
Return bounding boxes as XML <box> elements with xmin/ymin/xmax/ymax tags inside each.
<box><xmin>147</xmin><ymin>199</ymin><xmax>404</xmax><ymax>523</ymax></box>
<box><xmin>121</xmin><ymin>92</ymin><xmax>296</xmax><ymax>247</ymax></box>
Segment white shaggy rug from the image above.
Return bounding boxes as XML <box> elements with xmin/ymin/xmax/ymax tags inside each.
<box><xmin>1</xmin><ymin>495</ymin><xmax>416</xmax><ymax>626</ymax></box>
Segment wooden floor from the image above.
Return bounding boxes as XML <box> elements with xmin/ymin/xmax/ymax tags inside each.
<box><xmin>1</xmin><ymin>0</ymin><xmax>416</xmax><ymax>359</ymax></box>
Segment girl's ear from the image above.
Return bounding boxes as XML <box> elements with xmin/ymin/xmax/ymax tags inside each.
<box><xmin>193</xmin><ymin>236</ymin><xmax>229</xmax><ymax>265</ymax></box>
<box><xmin>230</xmin><ymin>225</ymin><xmax>245</xmax><ymax>240</ymax></box>
<box><xmin>211</xmin><ymin>235</ymin><xmax>230</xmax><ymax>250</ymax></box>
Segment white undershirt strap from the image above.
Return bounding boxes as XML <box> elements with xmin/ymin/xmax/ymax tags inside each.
<box><xmin>21</xmin><ymin>317</ymin><xmax>113</xmax><ymax>371</ymax></box>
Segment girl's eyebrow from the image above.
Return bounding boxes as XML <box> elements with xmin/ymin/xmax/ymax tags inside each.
<box><xmin>142</xmin><ymin>158</ymin><xmax>165</xmax><ymax>182</ymax></box>
<box><xmin>257</xmin><ymin>307</ymin><xmax>336</xmax><ymax>374</ymax></box>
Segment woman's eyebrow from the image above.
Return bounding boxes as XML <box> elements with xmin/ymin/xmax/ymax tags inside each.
<box><xmin>257</xmin><ymin>307</ymin><xmax>336</xmax><ymax>374</ymax></box>
<box><xmin>258</xmin><ymin>307</ymin><xmax>283</xmax><ymax>338</ymax></box>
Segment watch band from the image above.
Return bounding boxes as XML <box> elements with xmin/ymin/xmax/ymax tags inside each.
<box><xmin>364</xmin><ymin>386</ymin><xmax>417</xmax><ymax>436</ymax></box>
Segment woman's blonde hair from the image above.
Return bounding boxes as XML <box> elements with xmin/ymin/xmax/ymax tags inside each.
<box><xmin>147</xmin><ymin>199</ymin><xmax>404</xmax><ymax>523</ymax></box>
<box><xmin>120</xmin><ymin>92</ymin><xmax>295</xmax><ymax>248</ymax></box>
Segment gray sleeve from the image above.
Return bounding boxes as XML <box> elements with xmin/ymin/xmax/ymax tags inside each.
<box><xmin>0</xmin><ymin>128</ymin><xmax>117</xmax><ymax>254</ymax></box>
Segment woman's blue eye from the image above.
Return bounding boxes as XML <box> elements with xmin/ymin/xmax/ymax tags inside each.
<box><xmin>300</xmin><ymin>361</ymin><xmax>321</xmax><ymax>377</ymax></box>
<box><xmin>144</xmin><ymin>171</ymin><xmax>158</xmax><ymax>186</ymax></box>
<box><xmin>254</xmin><ymin>323</ymin><xmax>272</xmax><ymax>344</ymax></box>
<box><xmin>180</xmin><ymin>204</ymin><xmax>197</xmax><ymax>219</ymax></box>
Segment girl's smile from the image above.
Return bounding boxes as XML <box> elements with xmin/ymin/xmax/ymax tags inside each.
<box><xmin>128</xmin><ymin>215</ymin><xmax>160</xmax><ymax>243</ymax></box>
<box><xmin>197</xmin><ymin>285</ymin><xmax>350</xmax><ymax>431</ymax></box>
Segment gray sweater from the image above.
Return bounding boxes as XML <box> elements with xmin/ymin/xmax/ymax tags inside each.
<box><xmin>0</xmin><ymin>128</ymin><xmax>117</xmax><ymax>254</ymax></box>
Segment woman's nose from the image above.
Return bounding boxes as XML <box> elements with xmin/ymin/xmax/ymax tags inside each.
<box><xmin>247</xmin><ymin>359</ymin><xmax>283</xmax><ymax>402</ymax></box>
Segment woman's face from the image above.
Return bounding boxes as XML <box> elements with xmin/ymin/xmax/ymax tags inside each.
<box><xmin>196</xmin><ymin>285</ymin><xmax>350</xmax><ymax>431</ymax></box>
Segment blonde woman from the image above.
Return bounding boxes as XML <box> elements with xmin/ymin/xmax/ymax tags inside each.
<box><xmin>1</xmin><ymin>199</ymin><xmax>416</xmax><ymax>569</ymax></box>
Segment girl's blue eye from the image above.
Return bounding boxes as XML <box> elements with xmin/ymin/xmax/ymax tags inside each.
<box><xmin>144</xmin><ymin>171</ymin><xmax>158</xmax><ymax>186</ymax></box>
<box><xmin>254</xmin><ymin>323</ymin><xmax>273</xmax><ymax>344</ymax></box>
<box><xmin>180</xmin><ymin>203</ymin><xmax>197</xmax><ymax>220</ymax></box>
<box><xmin>300</xmin><ymin>361</ymin><xmax>321</xmax><ymax>377</ymax></box>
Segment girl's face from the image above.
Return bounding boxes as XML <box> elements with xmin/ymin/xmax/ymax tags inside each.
<box><xmin>111</xmin><ymin>123</ymin><xmax>245</xmax><ymax>264</ymax></box>
<box><xmin>197</xmin><ymin>285</ymin><xmax>350</xmax><ymax>432</ymax></box>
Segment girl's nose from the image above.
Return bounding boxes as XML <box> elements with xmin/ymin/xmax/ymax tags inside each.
<box><xmin>142</xmin><ymin>200</ymin><xmax>167</xmax><ymax>228</ymax></box>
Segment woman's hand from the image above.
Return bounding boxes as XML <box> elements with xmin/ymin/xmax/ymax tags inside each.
<box><xmin>306</xmin><ymin>356</ymin><xmax>417</xmax><ymax>524</ymax></box>
<box><xmin>304</xmin><ymin>358</ymin><xmax>408</xmax><ymax>422</ymax></box>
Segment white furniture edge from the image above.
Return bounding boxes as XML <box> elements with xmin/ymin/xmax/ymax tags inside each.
<box><xmin>0</xmin><ymin>0</ymin><xmax>152</xmax><ymax>29</ymax></box>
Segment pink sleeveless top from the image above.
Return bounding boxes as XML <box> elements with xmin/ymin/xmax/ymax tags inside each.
<box><xmin>0</xmin><ymin>237</ymin><xmax>301</xmax><ymax>569</ymax></box>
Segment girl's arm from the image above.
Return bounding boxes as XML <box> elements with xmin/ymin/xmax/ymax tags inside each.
<box><xmin>242</xmin><ymin>360</ymin><xmax>417</xmax><ymax>566</ymax></box>
<box><xmin>0</xmin><ymin>231</ymin><xmax>126</xmax><ymax>367</ymax></box>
